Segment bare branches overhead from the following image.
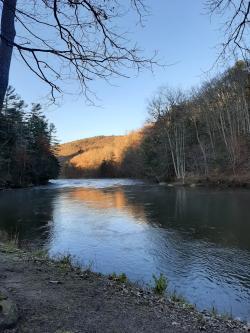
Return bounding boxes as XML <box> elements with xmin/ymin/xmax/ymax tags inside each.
<box><xmin>0</xmin><ymin>0</ymin><xmax>155</xmax><ymax>102</ymax></box>
<box><xmin>206</xmin><ymin>0</ymin><xmax>250</xmax><ymax>60</ymax></box>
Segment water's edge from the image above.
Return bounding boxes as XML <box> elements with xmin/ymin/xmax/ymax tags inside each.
<box><xmin>0</xmin><ymin>242</ymin><xmax>248</xmax><ymax>331</ymax></box>
<box><xmin>1</xmin><ymin>179</ymin><xmax>250</xmax><ymax>320</ymax></box>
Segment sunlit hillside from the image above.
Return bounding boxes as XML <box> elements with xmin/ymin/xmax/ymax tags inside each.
<box><xmin>58</xmin><ymin>131</ymin><xmax>143</xmax><ymax>178</ymax></box>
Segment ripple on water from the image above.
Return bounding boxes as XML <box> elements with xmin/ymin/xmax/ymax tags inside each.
<box><xmin>0</xmin><ymin>179</ymin><xmax>250</xmax><ymax>320</ymax></box>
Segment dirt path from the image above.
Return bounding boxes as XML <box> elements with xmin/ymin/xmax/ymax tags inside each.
<box><xmin>0</xmin><ymin>245</ymin><xmax>247</xmax><ymax>333</ymax></box>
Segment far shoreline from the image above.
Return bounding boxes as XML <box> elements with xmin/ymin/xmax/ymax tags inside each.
<box><xmin>2</xmin><ymin>176</ymin><xmax>250</xmax><ymax>192</ymax></box>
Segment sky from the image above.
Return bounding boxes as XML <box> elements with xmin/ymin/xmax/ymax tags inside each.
<box><xmin>10</xmin><ymin>0</ymin><xmax>230</xmax><ymax>143</ymax></box>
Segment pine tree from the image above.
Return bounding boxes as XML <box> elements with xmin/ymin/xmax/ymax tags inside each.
<box><xmin>0</xmin><ymin>88</ymin><xmax>59</xmax><ymax>188</ymax></box>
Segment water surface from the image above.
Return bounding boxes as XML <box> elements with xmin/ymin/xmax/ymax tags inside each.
<box><xmin>0</xmin><ymin>179</ymin><xmax>250</xmax><ymax>320</ymax></box>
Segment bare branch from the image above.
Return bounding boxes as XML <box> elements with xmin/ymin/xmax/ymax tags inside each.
<box><xmin>0</xmin><ymin>0</ymin><xmax>156</xmax><ymax>102</ymax></box>
<box><xmin>206</xmin><ymin>0</ymin><xmax>250</xmax><ymax>60</ymax></box>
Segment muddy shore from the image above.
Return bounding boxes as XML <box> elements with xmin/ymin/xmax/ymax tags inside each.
<box><xmin>0</xmin><ymin>244</ymin><xmax>248</xmax><ymax>333</ymax></box>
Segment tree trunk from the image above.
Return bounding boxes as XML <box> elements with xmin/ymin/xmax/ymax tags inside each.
<box><xmin>0</xmin><ymin>0</ymin><xmax>17</xmax><ymax>110</ymax></box>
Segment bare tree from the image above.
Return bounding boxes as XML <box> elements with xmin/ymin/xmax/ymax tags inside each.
<box><xmin>0</xmin><ymin>0</ymin><xmax>16</xmax><ymax>110</ymax></box>
<box><xmin>148</xmin><ymin>87</ymin><xmax>187</xmax><ymax>183</ymax></box>
<box><xmin>144</xmin><ymin>62</ymin><xmax>250</xmax><ymax>183</ymax></box>
<box><xmin>206</xmin><ymin>0</ymin><xmax>250</xmax><ymax>59</ymax></box>
<box><xmin>0</xmin><ymin>0</ymin><xmax>155</xmax><ymax>110</ymax></box>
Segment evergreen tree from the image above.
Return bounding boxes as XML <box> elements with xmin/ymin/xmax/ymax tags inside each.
<box><xmin>0</xmin><ymin>88</ymin><xmax>60</xmax><ymax>188</ymax></box>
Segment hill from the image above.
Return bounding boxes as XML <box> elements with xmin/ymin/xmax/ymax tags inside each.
<box><xmin>58</xmin><ymin>132</ymin><xmax>143</xmax><ymax>178</ymax></box>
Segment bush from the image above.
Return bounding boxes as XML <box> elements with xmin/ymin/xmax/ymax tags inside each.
<box><xmin>152</xmin><ymin>273</ymin><xmax>167</xmax><ymax>295</ymax></box>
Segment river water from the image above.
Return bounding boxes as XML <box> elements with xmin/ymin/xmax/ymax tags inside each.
<box><xmin>0</xmin><ymin>179</ymin><xmax>250</xmax><ymax>320</ymax></box>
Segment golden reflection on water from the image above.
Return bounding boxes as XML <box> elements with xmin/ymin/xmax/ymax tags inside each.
<box><xmin>68</xmin><ymin>187</ymin><xmax>146</xmax><ymax>221</ymax></box>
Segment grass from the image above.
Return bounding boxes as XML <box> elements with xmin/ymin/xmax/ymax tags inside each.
<box><xmin>171</xmin><ymin>291</ymin><xmax>187</xmax><ymax>303</ymax></box>
<box><xmin>221</xmin><ymin>310</ymin><xmax>233</xmax><ymax>320</ymax></box>
<box><xmin>54</xmin><ymin>253</ymin><xmax>96</xmax><ymax>274</ymax></box>
<box><xmin>211</xmin><ymin>305</ymin><xmax>218</xmax><ymax>317</ymax></box>
<box><xmin>55</xmin><ymin>253</ymin><xmax>76</xmax><ymax>270</ymax></box>
<box><xmin>170</xmin><ymin>291</ymin><xmax>195</xmax><ymax>309</ymax></box>
<box><xmin>32</xmin><ymin>249</ymin><xmax>48</xmax><ymax>259</ymax></box>
<box><xmin>152</xmin><ymin>273</ymin><xmax>167</xmax><ymax>295</ymax></box>
<box><xmin>0</xmin><ymin>292</ymin><xmax>7</xmax><ymax>301</ymax></box>
<box><xmin>108</xmin><ymin>272</ymin><xmax>128</xmax><ymax>283</ymax></box>
<box><xmin>1</xmin><ymin>232</ymin><xmax>20</xmax><ymax>252</ymax></box>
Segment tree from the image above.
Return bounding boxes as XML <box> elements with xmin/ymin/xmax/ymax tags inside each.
<box><xmin>148</xmin><ymin>87</ymin><xmax>188</xmax><ymax>182</ymax></box>
<box><xmin>0</xmin><ymin>0</ymin><xmax>16</xmax><ymax>110</ymax></box>
<box><xmin>0</xmin><ymin>88</ymin><xmax>60</xmax><ymax>188</ymax></box>
<box><xmin>207</xmin><ymin>0</ymin><xmax>250</xmax><ymax>59</ymax></box>
<box><xmin>99</xmin><ymin>152</ymin><xmax>117</xmax><ymax>177</ymax></box>
<box><xmin>0</xmin><ymin>0</ymin><xmax>155</xmax><ymax>110</ymax></box>
<box><xmin>0</xmin><ymin>86</ymin><xmax>27</xmax><ymax>186</ymax></box>
<box><xmin>139</xmin><ymin>62</ymin><xmax>250</xmax><ymax>182</ymax></box>
<box><xmin>27</xmin><ymin>103</ymin><xmax>60</xmax><ymax>184</ymax></box>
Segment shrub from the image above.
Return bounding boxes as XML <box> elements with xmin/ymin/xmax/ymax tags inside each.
<box><xmin>152</xmin><ymin>273</ymin><xmax>167</xmax><ymax>295</ymax></box>
<box><xmin>109</xmin><ymin>272</ymin><xmax>127</xmax><ymax>283</ymax></box>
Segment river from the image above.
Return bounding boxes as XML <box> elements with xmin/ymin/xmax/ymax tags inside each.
<box><xmin>0</xmin><ymin>179</ymin><xmax>250</xmax><ymax>320</ymax></box>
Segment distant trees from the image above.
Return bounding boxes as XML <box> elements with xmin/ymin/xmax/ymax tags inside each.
<box><xmin>0</xmin><ymin>87</ymin><xmax>59</xmax><ymax>188</ymax></box>
<box><xmin>99</xmin><ymin>153</ymin><xmax>118</xmax><ymax>178</ymax></box>
<box><xmin>57</xmin><ymin>62</ymin><xmax>250</xmax><ymax>183</ymax></box>
<box><xmin>59</xmin><ymin>133</ymin><xmax>143</xmax><ymax>178</ymax></box>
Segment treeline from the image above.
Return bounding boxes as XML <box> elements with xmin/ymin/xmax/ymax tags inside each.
<box><xmin>0</xmin><ymin>87</ymin><xmax>60</xmax><ymax>188</ymax></box>
<box><xmin>120</xmin><ymin>61</ymin><xmax>250</xmax><ymax>182</ymax></box>
<box><xmin>59</xmin><ymin>61</ymin><xmax>250</xmax><ymax>184</ymax></box>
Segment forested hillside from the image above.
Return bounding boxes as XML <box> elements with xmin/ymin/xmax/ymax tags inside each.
<box><xmin>59</xmin><ymin>61</ymin><xmax>250</xmax><ymax>184</ymax></box>
<box><xmin>58</xmin><ymin>131</ymin><xmax>143</xmax><ymax>178</ymax></box>
<box><xmin>140</xmin><ymin>61</ymin><xmax>250</xmax><ymax>183</ymax></box>
<box><xmin>0</xmin><ymin>87</ymin><xmax>60</xmax><ymax>188</ymax></box>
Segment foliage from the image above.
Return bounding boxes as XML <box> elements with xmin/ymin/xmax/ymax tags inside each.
<box><xmin>57</xmin><ymin>254</ymin><xmax>74</xmax><ymax>268</ymax></box>
<box><xmin>109</xmin><ymin>272</ymin><xmax>128</xmax><ymax>283</ymax></box>
<box><xmin>99</xmin><ymin>153</ymin><xmax>118</xmax><ymax>178</ymax></box>
<box><xmin>1</xmin><ymin>231</ymin><xmax>19</xmax><ymax>252</ymax></box>
<box><xmin>211</xmin><ymin>305</ymin><xmax>218</xmax><ymax>317</ymax></box>
<box><xmin>32</xmin><ymin>249</ymin><xmax>48</xmax><ymax>260</ymax></box>
<box><xmin>152</xmin><ymin>273</ymin><xmax>168</xmax><ymax>295</ymax></box>
<box><xmin>170</xmin><ymin>291</ymin><xmax>193</xmax><ymax>308</ymax></box>
<box><xmin>0</xmin><ymin>87</ymin><xmax>60</xmax><ymax>188</ymax></box>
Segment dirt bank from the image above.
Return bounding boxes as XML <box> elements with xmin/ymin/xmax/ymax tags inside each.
<box><xmin>0</xmin><ymin>245</ymin><xmax>247</xmax><ymax>333</ymax></box>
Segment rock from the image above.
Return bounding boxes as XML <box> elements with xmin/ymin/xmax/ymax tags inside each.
<box><xmin>190</xmin><ymin>183</ymin><xmax>196</xmax><ymax>188</ymax></box>
<box><xmin>49</xmin><ymin>280</ymin><xmax>62</xmax><ymax>284</ymax></box>
<box><xmin>243</xmin><ymin>323</ymin><xmax>250</xmax><ymax>331</ymax></box>
<box><xmin>0</xmin><ymin>293</ymin><xmax>19</xmax><ymax>329</ymax></box>
<box><xmin>159</xmin><ymin>182</ymin><xmax>167</xmax><ymax>186</ymax></box>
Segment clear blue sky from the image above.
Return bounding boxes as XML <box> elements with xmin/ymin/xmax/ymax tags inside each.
<box><xmin>10</xmin><ymin>0</ymin><xmax>229</xmax><ymax>143</ymax></box>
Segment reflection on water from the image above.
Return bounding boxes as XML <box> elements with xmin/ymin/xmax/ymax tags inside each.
<box><xmin>0</xmin><ymin>179</ymin><xmax>250</xmax><ymax>320</ymax></box>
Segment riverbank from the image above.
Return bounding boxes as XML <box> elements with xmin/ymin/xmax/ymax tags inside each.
<box><xmin>159</xmin><ymin>175</ymin><xmax>250</xmax><ymax>189</ymax></box>
<box><xmin>0</xmin><ymin>244</ymin><xmax>247</xmax><ymax>332</ymax></box>
<box><xmin>0</xmin><ymin>180</ymin><xmax>50</xmax><ymax>191</ymax></box>
<box><xmin>55</xmin><ymin>175</ymin><xmax>250</xmax><ymax>190</ymax></box>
